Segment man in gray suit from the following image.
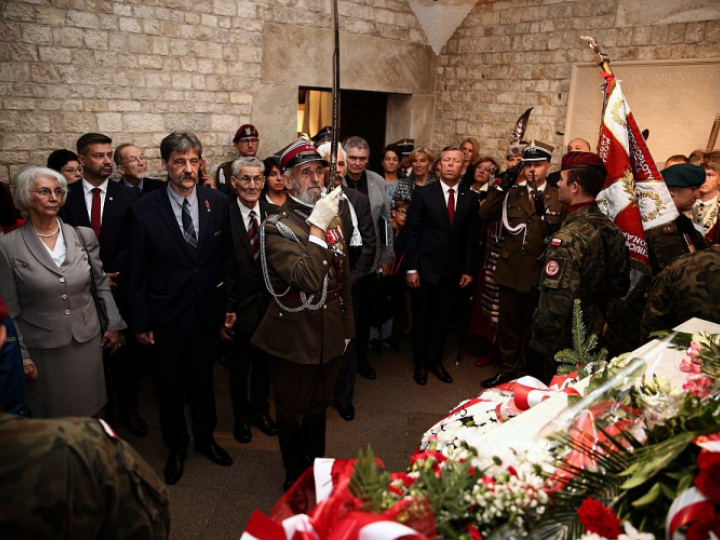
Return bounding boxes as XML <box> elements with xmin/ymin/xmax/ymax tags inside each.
<box><xmin>344</xmin><ymin>136</ymin><xmax>393</xmax><ymax>380</ymax></box>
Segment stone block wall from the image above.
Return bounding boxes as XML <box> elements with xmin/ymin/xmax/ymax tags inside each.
<box><xmin>0</xmin><ymin>0</ymin><xmax>429</xmax><ymax>184</ymax></box>
<box><xmin>432</xmin><ymin>0</ymin><xmax>720</xmax><ymax>167</ymax></box>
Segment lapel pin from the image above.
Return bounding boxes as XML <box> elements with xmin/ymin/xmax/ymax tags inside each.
<box><xmin>109</xmin><ymin>197</ymin><xmax>113</xmax><ymax>201</ymax></box>
<box><xmin>205</xmin><ymin>200</ymin><xmax>211</xmax><ymax>212</ymax></box>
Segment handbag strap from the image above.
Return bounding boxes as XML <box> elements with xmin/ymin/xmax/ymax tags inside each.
<box><xmin>72</xmin><ymin>227</ymin><xmax>102</xmax><ymax>303</ymax></box>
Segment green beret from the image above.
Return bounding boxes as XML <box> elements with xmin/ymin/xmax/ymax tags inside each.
<box><xmin>661</xmin><ymin>163</ymin><xmax>705</xmax><ymax>188</ymax></box>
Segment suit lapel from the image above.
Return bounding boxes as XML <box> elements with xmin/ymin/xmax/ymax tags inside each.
<box><xmin>196</xmin><ymin>187</ymin><xmax>211</xmax><ymax>256</ymax></box>
<box><xmin>230</xmin><ymin>198</ymin><xmax>254</xmax><ymax>259</ymax></box>
<box><xmin>432</xmin><ymin>182</ymin><xmax>452</xmax><ymax>228</ymax></box>
<box><xmin>100</xmin><ymin>181</ymin><xmax>118</xmax><ymax>236</ymax></box>
<box><xmin>157</xmin><ymin>188</ymin><xmax>194</xmax><ymax>259</ymax></box>
<box><xmin>516</xmin><ymin>185</ymin><xmax>534</xmax><ymax>216</ymax></box>
<box><xmin>20</xmin><ymin>222</ymin><xmax>63</xmax><ymax>276</ymax></box>
<box><xmin>453</xmin><ymin>188</ymin><xmax>469</xmax><ymax>230</ymax></box>
<box><xmin>58</xmin><ymin>220</ymin><xmax>77</xmax><ymax>273</ymax></box>
<box><xmin>69</xmin><ymin>182</ymin><xmax>91</xmax><ymax>227</ymax></box>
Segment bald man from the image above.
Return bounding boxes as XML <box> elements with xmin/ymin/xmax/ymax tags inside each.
<box><xmin>566</xmin><ymin>138</ymin><xmax>591</xmax><ymax>153</ymax></box>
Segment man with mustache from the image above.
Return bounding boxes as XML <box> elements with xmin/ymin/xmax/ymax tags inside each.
<box><xmin>58</xmin><ymin>133</ymin><xmax>143</xmax><ymax>435</ymax></box>
<box><xmin>251</xmin><ymin>139</ymin><xmax>354</xmax><ymax>491</ymax></box>
<box><xmin>129</xmin><ymin>132</ymin><xmax>237</xmax><ymax>485</ymax></box>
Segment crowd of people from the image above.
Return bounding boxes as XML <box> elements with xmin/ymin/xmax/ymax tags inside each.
<box><xmin>1</xmin><ymin>121</ymin><xmax>720</xmax><ymax>494</ymax></box>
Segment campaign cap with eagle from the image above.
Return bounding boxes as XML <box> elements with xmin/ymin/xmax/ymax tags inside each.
<box><xmin>279</xmin><ymin>138</ymin><xmax>329</xmax><ymax>170</ymax></box>
<box><xmin>522</xmin><ymin>140</ymin><xmax>554</xmax><ymax>162</ymax></box>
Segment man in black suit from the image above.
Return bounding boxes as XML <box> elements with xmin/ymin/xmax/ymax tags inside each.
<box><xmin>223</xmin><ymin>156</ymin><xmax>278</xmax><ymax>444</ymax></box>
<box><xmin>114</xmin><ymin>143</ymin><xmax>166</xmax><ymax>195</ymax></box>
<box><xmin>317</xmin><ymin>141</ymin><xmax>376</xmax><ymax>422</ymax></box>
<box><xmin>129</xmin><ymin>131</ymin><xmax>237</xmax><ymax>485</ymax></box>
<box><xmin>405</xmin><ymin>146</ymin><xmax>480</xmax><ymax>385</ymax></box>
<box><xmin>58</xmin><ymin>133</ymin><xmax>147</xmax><ymax>437</ymax></box>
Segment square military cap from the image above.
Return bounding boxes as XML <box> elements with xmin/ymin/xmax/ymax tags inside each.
<box><xmin>395</xmin><ymin>138</ymin><xmax>415</xmax><ymax>155</ymax></box>
<box><xmin>522</xmin><ymin>140</ymin><xmax>554</xmax><ymax>162</ymax></box>
<box><xmin>278</xmin><ymin>138</ymin><xmax>329</xmax><ymax>170</ymax></box>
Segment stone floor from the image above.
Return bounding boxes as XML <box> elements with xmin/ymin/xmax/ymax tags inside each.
<box><xmin>113</xmin><ymin>332</ymin><xmax>496</xmax><ymax>540</ymax></box>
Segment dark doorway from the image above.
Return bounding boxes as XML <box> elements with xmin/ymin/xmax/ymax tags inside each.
<box><xmin>298</xmin><ymin>88</ymin><xmax>388</xmax><ymax>175</ymax></box>
<box><xmin>340</xmin><ymin>90</ymin><xmax>387</xmax><ymax>174</ymax></box>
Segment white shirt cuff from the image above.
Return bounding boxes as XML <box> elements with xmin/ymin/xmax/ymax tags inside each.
<box><xmin>309</xmin><ymin>235</ymin><xmax>328</xmax><ymax>249</ymax></box>
<box><xmin>406</xmin><ymin>270</ymin><xmax>418</xmax><ymax>274</ymax></box>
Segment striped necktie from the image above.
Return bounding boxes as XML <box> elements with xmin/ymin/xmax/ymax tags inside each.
<box><xmin>248</xmin><ymin>210</ymin><xmax>259</xmax><ymax>264</ymax></box>
<box><xmin>182</xmin><ymin>198</ymin><xmax>198</xmax><ymax>257</ymax></box>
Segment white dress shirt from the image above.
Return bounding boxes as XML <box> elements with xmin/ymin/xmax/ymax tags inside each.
<box><xmin>82</xmin><ymin>179</ymin><xmax>108</xmax><ymax>223</ymax></box>
<box><xmin>439</xmin><ymin>179</ymin><xmax>459</xmax><ymax>210</ymax></box>
<box><xmin>238</xmin><ymin>198</ymin><xmax>260</xmax><ymax>231</ymax></box>
<box><xmin>166</xmin><ymin>184</ymin><xmax>199</xmax><ymax>238</ymax></box>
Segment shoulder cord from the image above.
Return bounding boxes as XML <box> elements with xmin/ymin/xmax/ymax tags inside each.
<box><xmin>501</xmin><ymin>188</ymin><xmax>529</xmax><ymax>248</ymax></box>
<box><xmin>259</xmin><ymin>218</ymin><xmax>329</xmax><ymax>313</ymax></box>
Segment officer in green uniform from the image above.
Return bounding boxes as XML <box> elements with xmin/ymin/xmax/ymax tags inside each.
<box><xmin>530</xmin><ymin>152</ymin><xmax>630</xmax><ymax>379</ymax></box>
<box><xmin>641</xmin><ymin>246</ymin><xmax>720</xmax><ymax>340</ymax></box>
<box><xmin>0</xmin><ymin>413</ymin><xmax>170</xmax><ymax>539</ymax></box>
<box><xmin>251</xmin><ymin>139</ymin><xmax>354</xmax><ymax>491</ymax></box>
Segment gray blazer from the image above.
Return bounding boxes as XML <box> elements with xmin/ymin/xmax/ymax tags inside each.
<box><xmin>0</xmin><ymin>220</ymin><xmax>126</xmax><ymax>359</ymax></box>
<box><xmin>346</xmin><ymin>170</ymin><xmax>394</xmax><ymax>267</ymax></box>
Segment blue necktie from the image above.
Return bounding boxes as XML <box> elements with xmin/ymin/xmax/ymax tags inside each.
<box><xmin>182</xmin><ymin>198</ymin><xmax>198</xmax><ymax>257</ymax></box>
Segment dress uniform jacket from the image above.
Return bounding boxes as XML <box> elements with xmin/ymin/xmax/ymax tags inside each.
<box><xmin>251</xmin><ymin>196</ymin><xmax>354</xmax><ymax>365</ymax></box>
<box><xmin>531</xmin><ymin>203</ymin><xmax>630</xmax><ymax>357</ymax></box>
<box><xmin>480</xmin><ymin>183</ymin><xmax>565</xmax><ymax>294</ymax></box>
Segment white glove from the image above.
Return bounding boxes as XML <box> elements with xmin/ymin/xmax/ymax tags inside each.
<box><xmin>306</xmin><ymin>186</ymin><xmax>342</xmax><ymax>231</ymax></box>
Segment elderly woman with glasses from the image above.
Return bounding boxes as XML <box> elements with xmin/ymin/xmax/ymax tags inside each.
<box><xmin>0</xmin><ymin>167</ymin><xmax>126</xmax><ymax>418</ymax></box>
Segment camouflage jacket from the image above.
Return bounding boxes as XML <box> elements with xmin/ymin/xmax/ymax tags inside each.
<box><xmin>641</xmin><ymin>246</ymin><xmax>720</xmax><ymax>340</ymax></box>
<box><xmin>0</xmin><ymin>413</ymin><xmax>170</xmax><ymax>539</ymax></box>
<box><xmin>531</xmin><ymin>203</ymin><xmax>630</xmax><ymax>356</ymax></box>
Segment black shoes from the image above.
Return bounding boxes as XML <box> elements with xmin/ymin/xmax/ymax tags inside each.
<box><xmin>253</xmin><ymin>414</ymin><xmax>278</xmax><ymax>436</ymax></box>
<box><xmin>413</xmin><ymin>366</ymin><xmax>428</xmax><ymax>386</ymax></box>
<box><xmin>429</xmin><ymin>364</ymin><xmax>453</xmax><ymax>384</ymax></box>
<box><xmin>481</xmin><ymin>373</ymin><xmax>513</xmax><ymax>389</ymax></box>
<box><xmin>164</xmin><ymin>450</ymin><xmax>186</xmax><ymax>485</ymax></box>
<box><xmin>194</xmin><ymin>442</ymin><xmax>233</xmax><ymax>467</ymax></box>
<box><xmin>233</xmin><ymin>423</ymin><xmax>252</xmax><ymax>444</ymax></box>
<box><xmin>124</xmin><ymin>412</ymin><xmax>148</xmax><ymax>438</ymax></box>
<box><xmin>337</xmin><ymin>404</ymin><xmax>355</xmax><ymax>421</ymax></box>
<box><xmin>357</xmin><ymin>363</ymin><xmax>377</xmax><ymax>380</ymax></box>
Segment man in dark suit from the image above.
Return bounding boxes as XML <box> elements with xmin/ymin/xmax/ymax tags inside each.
<box><xmin>114</xmin><ymin>143</ymin><xmax>166</xmax><ymax>195</ymax></box>
<box><xmin>317</xmin><ymin>141</ymin><xmax>376</xmax><ymax>422</ymax></box>
<box><xmin>405</xmin><ymin>146</ymin><xmax>480</xmax><ymax>385</ymax></box>
<box><xmin>223</xmin><ymin>156</ymin><xmax>278</xmax><ymax>444</ymax></box>
<box><xmin>58</xmin><ymin>133</ymin><xmax>146</xmax><ymax>437</ymax></box>
<box><xmin>129</xmin><ymin>131</ymin><xmax>237</xmax><ymax>485</ymax></box>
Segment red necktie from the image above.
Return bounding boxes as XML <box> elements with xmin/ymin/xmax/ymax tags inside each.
<box><xmin>447</xmin><ymin>188</ymin><xmax>455</xmax><ymax>226</ymax></box>
<box><xmin>90</xmin><ymin>187</ymin><xmax>101</xmax><ymax>238</ymax></box>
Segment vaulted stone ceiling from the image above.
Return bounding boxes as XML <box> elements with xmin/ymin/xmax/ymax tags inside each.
<box><xmin>407</xmin><ymin>0</ymin><xmax>480</xmax><ymax>54</ymax></box>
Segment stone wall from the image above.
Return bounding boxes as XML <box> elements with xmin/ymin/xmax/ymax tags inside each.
<box><xmin>0</xmin><ymin>0</ymin><xmax>432</xmax><ymax>183</ymax></box>
<box><xmin>432</xmin><ymin>0</ymin><xmax>720</xmax><ymax>166</ymax></box>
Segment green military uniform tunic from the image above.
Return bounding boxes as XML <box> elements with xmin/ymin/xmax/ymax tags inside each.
<box><xmin>641</xmin><ymin>246</ymin><xmax>720</xmax><ymax>340</ymax></box>
<box><xmin>531</xmin><ymin>203</ymin><xmax>630</xmax><ymax>363</ymax></box>
<box><xmin>0</xmin><ymin>412</ymin><xmax>170</xmax><ymax>540</ymax></box>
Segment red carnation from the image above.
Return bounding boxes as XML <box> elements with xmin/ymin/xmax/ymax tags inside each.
<box><xmin>467</xmin><ymin>523</ymin><xmax>483</xmax><ymax>540</ymax></box>
<box><xmin>577</xmin><ymin>498</ymin><xmax>621</xmax><ymax>540</ymax></box>
<box><xmin>695</xmin><ymin>450</ymin><xmax>720</xmax><ymax>504</ymax></box>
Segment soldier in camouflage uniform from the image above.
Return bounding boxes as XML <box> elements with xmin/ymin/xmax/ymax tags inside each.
<box><xmin>0</xmin><ymin>413</ymin><xmax>170</xmax><ymax>539</ymax></box>
<box><xmin>641</xmin><ymin>246</ymin><xmax>720</xmax><ymax>340</ymax></box>
<box><xmin>531</xmin><ymin>152</ymin><xmax>630</xmax><ymax>379</ymax></box>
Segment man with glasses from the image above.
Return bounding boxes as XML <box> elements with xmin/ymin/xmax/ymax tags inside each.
<box><xmin>114</xmin><ymin>144</ymin><xmax>165</xmax><ymax>196</ymax></box>
<box><xmin>216</xmin><ymin>124</ymin><xmax>261</xmax><ymax>189</ymax></box>
<box><xmin>59</xmin><ymin>133</ymin><xmax>144</xmax><ymax>436</ymax></box>
<box><xmin>223</xmin><ymin>157</ymin><xmax>279</xmax><ymax>445</ymax></box>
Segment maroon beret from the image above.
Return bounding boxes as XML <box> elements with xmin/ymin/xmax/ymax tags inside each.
<box><xmin>233</xmin><ymin>124</ymin><xmax>259</xmax><ymax>142</ymax></box>
<box><xmin>561</xmin><ymin>151</ymin><xmax>607</xmax><ymax>174</ymax></box>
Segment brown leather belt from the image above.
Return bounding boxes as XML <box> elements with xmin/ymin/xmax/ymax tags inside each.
<box><xmin>283</xmin><ymin>286</ymin><xmax>343</xmax><ymax>305</ymax></box>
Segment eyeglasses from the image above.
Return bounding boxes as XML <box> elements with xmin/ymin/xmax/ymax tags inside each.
<box><xmin>238</xmin><ymin>138</ymin><xmax>258</xmax><ymax>145</ymax></box>
<box><xmin>235</xmin><ymin>175</ymin><xmax>264</xmax><ymax>184</ymax></box>
<box><xmin>118</xmin><ymin>155</ymin><xmax>147</xmax><ymax>166</ymax></box>
<box><xmin>393</xmin><ymin>208</ymin><xmax>407</xmax><ymax>215</ymax></box>
<box><xmin>62</xmin><ymin>166</ymin><xmax>82</xmax><ymax>174</ymax></box>
<box><xmin>30</xmin><ymin>188</ymin><xmax>66</xmax><ymax>199</ymax></box>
